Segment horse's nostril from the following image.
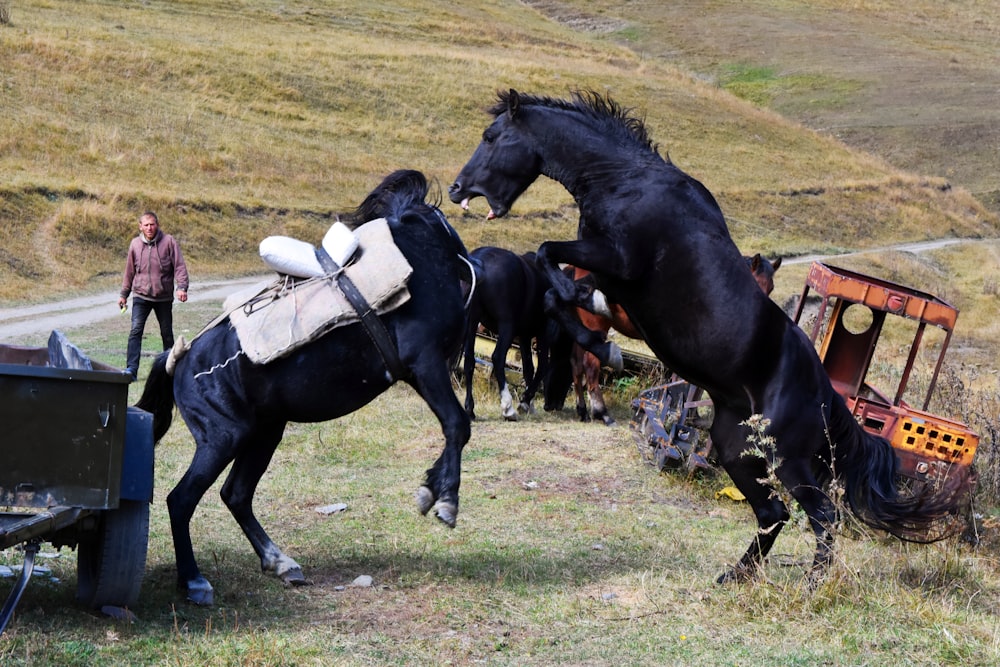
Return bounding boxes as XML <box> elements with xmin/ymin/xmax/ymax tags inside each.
<box><xmin>448</xmin><ymin>182</ymin><xmax>460</xmax><ymax>193</ymax></box>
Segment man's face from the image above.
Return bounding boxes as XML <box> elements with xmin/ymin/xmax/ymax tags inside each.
<box><xmin>140</xmin><ymin>217</ymin><xmax>159</xmax><ymax>240</ymax></box>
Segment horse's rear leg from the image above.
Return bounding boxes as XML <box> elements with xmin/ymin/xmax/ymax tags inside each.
<box><xmin>570</xmin><ymin>345</ymin><xmax>591</xmax><ymax>422</ymax></box>
<box><xmin>492</xmin><ymin>328</ymin><xmax>518</xmax><ymax>420</ymax></box>
<box><xmin>774</xmin><ymin>458</ymin><xmax>837</xmax><ymax>586</ymax></box>
<box><xmin>462</xmin><ymin>320</ymin><xmax>479</xmax><ymax>420</ymax></box>
<box><xmin>711</xmin><ymin>411</ymin><xmax>789</xmax><ymax>583</ymax></box>
<box><xmin>166</xmin><ymin>438</ymin><xmax>239</xmax><ymax>606</ymax></box>
<box><xmin>717</xmin><ymin>463</ymin><xmax>789</xmax><ymax>584</ymax></box>
<box><xmin>586</xmin><ymin>360</ymin><xmax>615</xmax><ymax>426</ymax></box>
<box><xmin>410</xmin><ymin>362</ymin><xmax>472</xmax><ymax>528</ymax></box>
<box><xmin>519</xmin><ymin>336</ymin><xmax>549</xmax><ymax>415</ymax></box>
<box><xmin>517</xmin><ymin>334</ymin><xmax>537</xmax><ymax>415</ymax></box>
<box><xmin>220</xmin><ymin>422</ymin><xmax>308</xmax><ymax>588</ymax></box>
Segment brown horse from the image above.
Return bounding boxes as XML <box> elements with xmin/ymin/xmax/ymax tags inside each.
<box><xmin>562</xmin><ymin>254</ymin><xmax>781</xmax><ymax>426</ymax></box>
<box><xmin>564</xmin><ymin>266</ymin><xmax>641</xmax><ymax>425</ymax></box>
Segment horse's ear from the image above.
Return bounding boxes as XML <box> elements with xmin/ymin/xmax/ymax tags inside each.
<box><xmin>749</xmin><ymin>253</ymin><xmax>762</xmax><ymax>271</ymax></box>
<box><xmin>508</xmin><ymin>89</ymin><xmax>521</xmax><ymax>118</ymax></box>
<box><xmin>772</xmin><ymin>256</ymin><xmax>782</xmax><ymax>271</ymax></box>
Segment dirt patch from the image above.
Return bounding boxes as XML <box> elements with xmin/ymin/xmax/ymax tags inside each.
<box><xmin>521</xmin><ymin>0</ymin><xmax>626</xmax><ymax>34</ymax></box>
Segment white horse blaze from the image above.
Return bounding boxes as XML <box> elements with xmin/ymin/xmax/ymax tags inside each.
<box><xmin>590</xmin><ymin>289</ymin><xmax>613</xmax><ymax>319</ymax></box>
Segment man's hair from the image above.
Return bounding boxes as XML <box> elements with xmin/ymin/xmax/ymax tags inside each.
<box><xmin>140</xmin><ymin>211</ymin><xmax>158</xmax><ymax>224</ymax></box>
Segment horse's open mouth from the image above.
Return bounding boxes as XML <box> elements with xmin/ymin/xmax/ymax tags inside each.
<box><xmin>459</xmin><ymin>196</ymin><xmax>497</xmax><ymax>220</ymax></box>
<box><xmin>458</xmin><ymin>195</ymin><xmax>506</xmax><ymax>220</ymax></box>
<box><xmin>449</xmin><ymin>180</ymin><xmax>507</xmax><ymax>220</ymax></box>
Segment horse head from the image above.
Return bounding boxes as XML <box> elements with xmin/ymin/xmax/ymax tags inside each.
<box><xmin>448</xmin><ymin>89</ymin><xmax>546</xmax><ymax>220</ymax></box>
<box><xmin>746</xmin><ymin>254</ymin><xmax>782</xmax><ymax>296</ymax></box>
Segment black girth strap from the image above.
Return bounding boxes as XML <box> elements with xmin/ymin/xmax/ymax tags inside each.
<box><xmin>314</xmin><ymin>247</ymin><xmax>407</xmax><ymax>382</ymax></box>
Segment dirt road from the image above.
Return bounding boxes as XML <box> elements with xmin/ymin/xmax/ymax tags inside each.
<box><xmin>0</xmin><ymin>276</ymin><xmax>267</xmax><ymax>343</ymax></box>
<box><xmin>0</xmin><ymin>238</ymin><xmax>974</xmax><ymax>343</ymax></box>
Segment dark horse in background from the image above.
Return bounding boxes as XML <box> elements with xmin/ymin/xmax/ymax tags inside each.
<box><xmin>462</xmin><ymin>246</ymin><xmax>552</xmax><ymax>421</ymax></box>
<box><xmin>548</xmin><ymin>254</ymin><xmax>782</xmax><ymax>426</ymax></box>
<box><xmin>137</xmin><ymin>170</ymin><xmax>473</xmax><ymax>605</ymax></box>
<box><xmin>449</xmin><ymin>89</ymin><xmax>969</xmax><ymax>584</ymax></box>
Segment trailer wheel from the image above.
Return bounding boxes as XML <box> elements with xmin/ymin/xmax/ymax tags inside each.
<box><xmin>76</xmin><ymin>499</ymin><xmax>149</xmax><ymax>609</ymax></box>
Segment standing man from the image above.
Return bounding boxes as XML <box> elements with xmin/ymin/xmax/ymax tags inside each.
<box><xmin>118</xmin><ymin>211</ymin><xmax>189</xmax><ymax>380</ymax></box>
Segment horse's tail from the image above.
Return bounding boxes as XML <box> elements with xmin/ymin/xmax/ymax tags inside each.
<box><xmin>830</xmin><ymin>395</ymin><xmax>971</xmax><ymax>542</ymax></box>
<box><xmin>134</xmin><ymin>350</ymin><xmax>176</xmax><ymax>443</ymax></box>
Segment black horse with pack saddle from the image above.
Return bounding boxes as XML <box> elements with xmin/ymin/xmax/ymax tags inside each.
<box><xmin>137</xmin><ymin>170</ymin><xmax>474</xmax><ymax>605</ymax></box>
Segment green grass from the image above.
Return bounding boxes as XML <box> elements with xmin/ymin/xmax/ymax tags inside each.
<box><xmin>718</xmin><ymin>62</ymin><xmax>864</xmax><ymax>111</ymax></box>
<box><xmin>1</xmin><ymin>303</ymin><xmax>999</xmax><ymax>666</ymax></box>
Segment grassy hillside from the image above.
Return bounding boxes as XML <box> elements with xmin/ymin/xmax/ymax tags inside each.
<box><xmin>1</xmin><ymin>1</ymin><xmax>996</xmax><ymax>296</ymax></box>
<box><xmin>537</xmin><ymin>0</ymin><xmax>1000</xmax><ymax>205</ymax></box>
<box><xmin>4</xmin><ymin>0</ymin><xmax>998</xmax><ymax>382</ymax></box>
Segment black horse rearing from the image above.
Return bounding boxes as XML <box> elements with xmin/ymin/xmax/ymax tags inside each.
<box><xmin>449</xmin><ymin>89</ymin><xmax>970</xmax><ymax>584</ymax></box>
<box><xmin>137</xmin><ymin>170</ymin><xmax>472</xmax><ymax>605</ymax></box>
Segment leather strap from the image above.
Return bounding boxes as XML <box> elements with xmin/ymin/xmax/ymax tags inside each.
<box><xmin>314</xmin><ymin>247</ymin><xmax>407</xmax><ymax>382</ymax></box>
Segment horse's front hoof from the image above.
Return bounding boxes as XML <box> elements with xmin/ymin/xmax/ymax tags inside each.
<box><xmin>432</xmin><ymin>500</ymin><xmax>458</xmax><ymax>528</ymax></box>
<box><xmin>281</xmin><ymin>568</ymin><xmax>310</xmax><ymax>587</ymax></box>
<box><xmin>602</xmin><ymin>416</ymin><xmax>618</xmax><ymax>427</ymax></box>
<box><xmin>805</xmin><ymin>560</ymin><xmax>831</xmax><ymax>590</ymax></box>
<box><xmin>273</xmin><ymin>555</ymin><xmax>310</xmax><ymax>586</ymax></box>
<box><xmin>186</xmin><ymin>576</ymin><xmax>215</xmax><ymax>606</ymax></box>
<box><xmin>415</xmin><ymin>486</ymin><xmax>435</xmax><ymax>515</ymax></box>
<box><xmin>518</xmin><ymin>401</ymin><xmax>537</xmax><ymax>415</ymax></box>
<box><xmin>503</xmin><ymin>412</ymin><xmax>518</xmax><ymax>422</ymax></box>
<box><xmin>715</xmin><ymin>564</ymin><xmax>757</xmax><ymax>585</ymax></box>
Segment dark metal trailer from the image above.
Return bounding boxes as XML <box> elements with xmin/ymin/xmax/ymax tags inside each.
<box><xmin>0</xmin><ymin>331</ymin><xmax>153</xmax><ymax>634</ymax></box>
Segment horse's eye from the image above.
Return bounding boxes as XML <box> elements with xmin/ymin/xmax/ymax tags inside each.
<box><xmin>482</xmin><ymin>130</ymin><xmax>495</xmax><ymax>144</ymax></box>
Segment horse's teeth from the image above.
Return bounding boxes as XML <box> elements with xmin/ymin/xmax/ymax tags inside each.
<box><xmin>460</xmin><ymin>198</ymin><xmax>470</xmax><ymax>210</ymax></box>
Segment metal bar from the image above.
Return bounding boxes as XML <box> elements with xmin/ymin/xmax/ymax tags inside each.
<box><xmin>810</xmin><ymin>296</ymin><xmax>831</xmax><ymax>344</ymax></box>
<box><xmin>0</xmin><ymin>507</ymin><xmax>90</xmax><ymax>550</ymax></box>
<box><xmin>791</xmin><ymin>284</ymin><xmax>810</xmax><ymax>323</ymax></box>
<box><xmin>894</xmin><ymin>321</ymin><xmax>925</xmax><ymax>406</ymax></box>
<box><xmin>0</xmin><ymin>541</ymin><xmax>39</xmax><ymax>635</ymax></box>
<box><xmin>924</xmin><ymin>329</ymin><xmax>954</xmax><ymax>412</ymax></box>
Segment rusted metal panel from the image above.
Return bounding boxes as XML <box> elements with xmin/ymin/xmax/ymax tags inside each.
<box><xmin>849</xmin><ymin>396</ymin><xmax>979</xmax><ymax>483</ymax></box>
<box><xmin>806</xmin><ymin>262</ymin><xmax>958</xmax><ymax>329</ymax></box>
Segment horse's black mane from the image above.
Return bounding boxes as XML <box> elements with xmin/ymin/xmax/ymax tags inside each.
<box><xmin>343</xmin><ymin>168</ymin><xmax>443</xmax><ymax>225</ymax></box>
<box><xmin>490</xmin><ymin>89</ymin><xmax>666</xmax><ymax>161</ymax></box>
<box><xmin>342</xmin><ymin>169</ymin><xmax>468</xmax><ymax>263</ymax></box>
